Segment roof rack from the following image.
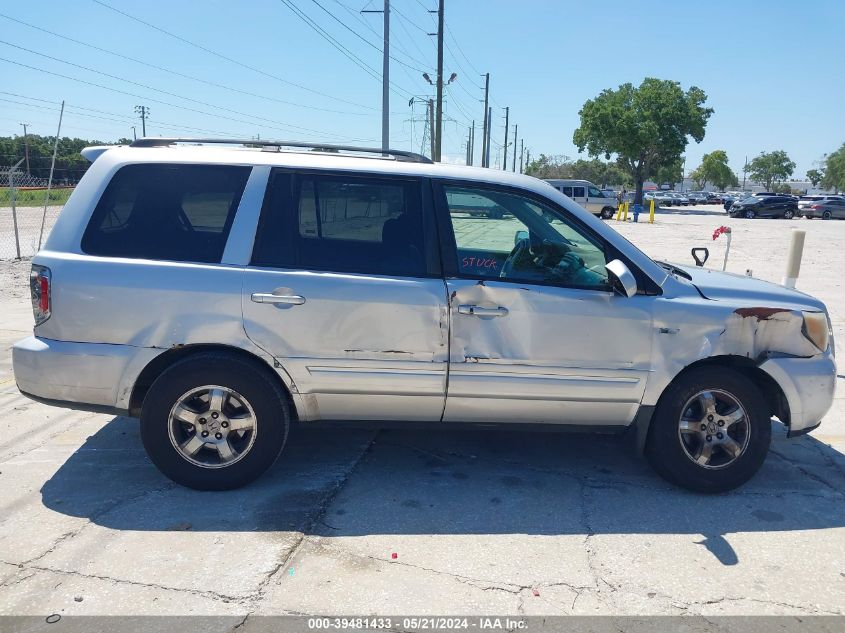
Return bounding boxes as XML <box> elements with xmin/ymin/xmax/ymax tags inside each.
<box><xmin>129</xmin><ymin>137</ymin><xmax>433</xmax><ymax>164</ymax></box>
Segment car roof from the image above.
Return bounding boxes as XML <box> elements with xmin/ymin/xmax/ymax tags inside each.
<box><xmin>88</xmin><ymin>143</ymin><xmax>554</xmax><ymax>193</ymax></box>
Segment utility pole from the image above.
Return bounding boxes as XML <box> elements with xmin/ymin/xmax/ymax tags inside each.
<box><xmin>481</xmin><ymin>73</ymin><xmax>489</xmax><ymax>167</ymax></box>
<box><xmin>519</xmin><ymin>139</ymin><xmax>524</xmax><ymax>173</ymax></box>
<box><xmin>19</xmin><ymin>123</ymin><xmax>30</xmax><ymax>175</ymax></box>
<box><xmin>485</xmin><ymin>106</ymin><xmax>492</xmax><ymax>167</ymax></box>
<box><xmin>428</xmin><ymin>99</ymin><xmax>435</xmax><ymax>160</ymax></box>
<box><xmin>502</xmin><ymin>107</ymin><xmax>509</xmax><ymax>170</ymax></box>
<box><xmin>363</xmin><ymin>2</ymin><xmax>390</xmax><ymax>150</ymax></box>
<box><xmin>434</xmin><ymin>0</ymin><xmax>444</xmax><ymax>162</ymax></box>
<box><xmin>135</xmin><ymin>105</ymin><xmax>149</xmax><ymax>136</ymax></box>
<box><xmin>742</xmin><ymin>155</ymin><xmax>748</xmax><ymax>189</ymax></box>
<box><xmin>526</xmin><ymin>149</ymin><xmax>531</xmax><ymax>170</ymax></box>
<box><xmin>465</xmin><ymin>127</ymin><xmax>471</xmax><ymax>165</ymax></box>
<box><xmin>512</xmin><ymin>124</ymin><xmax>518</xmax><ymax>172</ymax></box>
<box><xmin>469</xmin><ymin>120</ymin><xmax>475</xmax><ymax>166</ymax></box>
<box><xmin>131</xmin><ymin>126</ymin><xmax>137</xmax><ymax>141</ymax></box>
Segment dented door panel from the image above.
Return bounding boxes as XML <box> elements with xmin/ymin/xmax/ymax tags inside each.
<box><xmin>242</xmin><ymin>269</ymin><xmax>449</xmax><ymax>421</ymax></box>
<box><xmin>443</xmin><ymin>279</ymin><xmax>654</xmax><ymax>425</ymax></box>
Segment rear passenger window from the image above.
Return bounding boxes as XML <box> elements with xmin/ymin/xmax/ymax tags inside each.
<box><xmin>82</xmin><ymin>164</ymin><xmax>250</xmax><ymax>263</ymax></box>
<box><xmin>253</xmin><ymin>172</ymin><xmax>427</xmax><ymax>277</ymax></box>
<box><xmin>561</xmin><ymin>186</ymin><xmax>573</xmax><ymax>197</ymax></box>
<box><xmin>572</xmin><ymin>186</ymin><xmax>585</xmax><ymax>198</ymax></box>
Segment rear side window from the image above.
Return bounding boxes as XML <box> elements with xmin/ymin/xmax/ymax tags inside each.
<box><xmin>82</xmin><ymin>164</ymin><xmax>251</xmax><ymax>263</ymax></box>
<box><xmin>253</xmin><ymin>171</ymin><xmax>428</xmax><ymax>277</ymax></box>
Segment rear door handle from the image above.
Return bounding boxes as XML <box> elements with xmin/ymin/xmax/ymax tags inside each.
<box><xmin>458</xmin><ymin>304</ymin><xmax>508</xmax><ymax>317</ymax></box>
<box><xmin>251</xmin><ymin>293</ymin><xmax>306</xmax><ymax>305</ymax></box>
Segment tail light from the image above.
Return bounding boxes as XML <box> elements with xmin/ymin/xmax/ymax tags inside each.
<box><xmin>30</xmin><ymin>265</ymin><xmax>51</xmax><ymax>326</ymax></box>
<box><xmin>811</xmin><ymin>204</ymin><xmax>823</xmax><ymax>210</ymax></box>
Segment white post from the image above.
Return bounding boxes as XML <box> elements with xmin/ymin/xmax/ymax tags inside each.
<box><xmin>782</xmin><ymin>229</ymin><xmax>806</xmax><ymax>288</ymax></box>
<box><xmin>722</xmin><ymin>232</ymin><xmax>732</xmax><ymax>271</ymax></box>
<box><xmin>38</xmin><ymin>100</ymin><xmax>65</xmax><ymax>251</ymax></box>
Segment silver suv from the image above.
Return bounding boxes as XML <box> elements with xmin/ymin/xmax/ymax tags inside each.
<box><xmin>13</xmin><ymin>139</ymin><xmax>836</xmax><ymax>493</ymax></box>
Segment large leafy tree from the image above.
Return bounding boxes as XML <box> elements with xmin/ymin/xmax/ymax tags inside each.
<box><xmin>573</xmin><ymin>78</ymin><xmax>713</xmax><ymax>204</ymax></box>
<box><xmin>820</xmin><ymin>143</ymin><xmax>845</xmax><ymax>193</ymax></box>
<box><xmin>747</xmin><ymin>150</ymin><xmax>795</xmax><ymax>190</ymax></box>
<box><xmin>692</xmin><ymin>150</ymin><xmax>738</xmax><ymax>190</ymax></box>
<box><xmin>806</xmin><ymin>168</ymin><xmax>824</xmax><ymax>187</ymax></box>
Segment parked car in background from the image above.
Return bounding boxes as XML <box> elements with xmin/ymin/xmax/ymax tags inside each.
<box><xmin>649</xmin><ymin>191</ymin><xmax>675</xmax><ymax>207</ymax></box>
<box><xmin>686</xmin><ymin>191</ymin><xmax>709</xmax><ymax>204</ymax></box>
<box><xmin>802</xmin><ymin>198</ymin><xmax>845</xmax><ymax>220</ymax></box>
<box><xmin>728</xmin><ymin>195</ymin><xmax>799</xmax><ymax>219</ymax></box>
<box><xmin>13</xmin><ymin>137</ymin><xmax>835</xmax><ymax>494</ymax></box>
<box><xmin>668</xmin><ymin>192</ymin><xmax>690</xmax><ymax>206</ymax></box>
<box><xmin>601</xmin><ymin>188</ymin><xmax>617</xmax><ymax>199</ymax></box>
<box><xmin>798</xmin><ymin>195</ymin><xmax>845</xmax><ymax>217</ymax></box>
<box><xmin>544</xmin><ymin>179</ymin><xmax>617</xmax><ymax>219</ymax></box>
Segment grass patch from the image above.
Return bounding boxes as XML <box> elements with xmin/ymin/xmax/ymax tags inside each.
<box><xmin>0</xmin><ymin>187</ymin><xmax>74</xmax><ymax>207</ymax></box>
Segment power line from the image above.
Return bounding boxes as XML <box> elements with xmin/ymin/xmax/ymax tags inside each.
<box><xmin>0</xmin><ymin>56</ymin><xmax>376</xmax><ymax>142</ymax></box>
<box><xmin>90</xmin><ymin>0</ymin><xmax>374</xmax><ymax>111</ymax></box>
<box><xmin>0</xmin><ymin>11</ymin><xmax>371</xmax><ymax>117</ymax></box>
<box><xmin>278</xmin><ymin>0</ymin><xmax>416</xmax><ymax>99</ymax></box>
<box><xmin>310</xmin><ymin>0</ymin><xmax>426</xmax><ymax>73</ymax></box>
<box><xmin>0</xmin><ymin>39</ymin><xmax>370</xmax><ymax>139</ymax></box>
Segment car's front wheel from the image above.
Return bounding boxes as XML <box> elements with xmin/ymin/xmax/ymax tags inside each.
<box><xmin>140</xmin><ymin>352</ymin><xmax>290</xmax><ymax>490</ymax></box>
<box><xmin>601</xmin><ymin>207</ymin><xmax>615</xmax><ymax>220</ymax></box>
<box><xmin>744</xmin><ymin>209</ymin><xmax>756</xmax><ymax>219</ymax></box>
<box><xmin>645</xmin><ymin>367</ymin><xmax>771</xmax><ymax>493</ymax></box>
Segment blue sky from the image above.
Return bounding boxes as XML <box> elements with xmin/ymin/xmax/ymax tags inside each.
<box><xmin>1</xmin><ymin>0</ymin><xmax>842</xmax><ymax>177</ymax></box>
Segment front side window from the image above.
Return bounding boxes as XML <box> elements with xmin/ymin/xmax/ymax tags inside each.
<box><xmin>588</xmin><ymin>186</ymin><xmax>602</xmax><ymax>197</ymax></box>
<box><xmin>444</xmin><ymin>184</ymin><xmax>609</xmax><ymax>289</ymax></box>
<box><xmin>253</xmin><ymin>172</ymin><xmax>427</xmax><ymax>277</ymax></box>
<box><xmin>82</xmin><ymin>163</ymin><xmax>250</xmax><ymax>263</ymax></box>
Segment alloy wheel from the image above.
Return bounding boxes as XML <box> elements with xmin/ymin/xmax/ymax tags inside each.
<box><xmin>677</xmin><ymin>389</ymin><xmax>751</xmax><ymax>470</ymax></box>
<box><xmin>167</xmin><ymin>385</ymin><xmax>258</xmax><ymax>469</ymax></box>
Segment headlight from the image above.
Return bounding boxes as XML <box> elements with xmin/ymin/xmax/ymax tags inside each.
<box><xmin>802</xmin><ymin>311</ymin><xmax>830</xmax><ymax>352</ymax></box>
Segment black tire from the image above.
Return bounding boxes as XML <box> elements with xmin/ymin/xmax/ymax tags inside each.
<box><xmin>823</xmin><ymin>211</ymin><xmax>832</xmax><ymax>220</ymax></box>
<box><xmin>784</xmin><ymin>208</ymin><xmax>795</xmax><ymax>219</ymax></box>
<box><xmin>744</xmin><ymin>209</ymin><xmax>756</xmax><ymax>219</ymax></box>
<box><xmin>601</xmin><ymin>207</ymin><xmax>615</xmax><ymax>220</ymax></box>
<box><xmin>645</xmin><ymin>367</ymin><xmax>771</xmax><ymax>493</ymax></box>
<box><xmin>140</xmin><ymin>352</ymin><xmax>290</xmax><ymax>491</ymax></box>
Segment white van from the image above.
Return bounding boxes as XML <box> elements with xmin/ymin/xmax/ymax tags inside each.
<box><xmin>544</xmin><ymin>179</ymin><xmax>617</xmax><ymax>219</ymax></box>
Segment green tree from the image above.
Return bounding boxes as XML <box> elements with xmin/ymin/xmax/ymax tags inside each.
<box><xmin>654</xmin><ymin>157</ymin><xmax>684</xmax><ymax>188</ymax></box>
<box><xmin>747</xmin><ymin>150</ymin><xmax>796</xmax><ymax>190</ymax></box>
<box><xmin>523</xmin><ymin>154</ymin><xmax>572</xmax><ymax>179</ymax></box>
<box><xmin>689</xmin><ymin>165</ymin><xmax>708</xmax><ymax>189</ymax></box>
<box><xmin>572</xmin><ymin>77</ymin><xmax>713</xmax><ymax>204</ymax></box>
<box><xmin>820</xmin><ymin>143</ymin><xmax>845</xmax><ymax>193</ymax></box>
<box><xmin>806</xmin><ymin>168</ymin><xmax>824</xmax><ymax>187</ymax></box>
<box><xmin>693</xmin><ymin>150</ymin><xmax>738</xmax><ymax>190</ymax></box>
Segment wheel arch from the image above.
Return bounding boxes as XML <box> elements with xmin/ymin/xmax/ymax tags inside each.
<box><xmin>635</xmin><ymin>354</ymin><xmax>790</xmax><ymax>453</ymax></box>
<box><xmin>129</xmin><ymin>344</ymin><xmax>299</xmax><ymax>420</ymax></box>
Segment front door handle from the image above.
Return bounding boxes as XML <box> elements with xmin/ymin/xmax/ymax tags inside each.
<box><xmin>458</xmin><ymin>304</ymin><xmax>508</xmax><ymax>317</ymax></box>
<box><xmin>251</xmin><ymin>293</ymin><xmax>306</xmax><ymax>305</ymax></box>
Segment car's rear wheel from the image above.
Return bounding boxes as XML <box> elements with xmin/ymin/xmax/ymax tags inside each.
<box><xmin>744</xmin><ymin>209</ymin><xmax>756</xmax><ymax>219</ymax></box>
<box><xmin>823</xmin><ymin>211</ymin><xmax>832</xmax><ymax>220</ymax></box>
<box><xmin>645</xmin><ymin>367</ymin><xmax>771</xmax><ymax>493</ymax></box>
<box><xmin>783</xmin><ymin>209</ymin><xmax>795</xmax><ymax>219</ymax></box>
<box><xmin>140</xmin><ymin>352</ymin><xmax>289</xmax><ymax>490</ymax></box>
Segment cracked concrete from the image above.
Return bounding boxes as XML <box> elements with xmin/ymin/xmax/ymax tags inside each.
<box><xmin>1</xmin><ymin>211</ymin><xmax>845</xmax><ymax>618</ymax></box>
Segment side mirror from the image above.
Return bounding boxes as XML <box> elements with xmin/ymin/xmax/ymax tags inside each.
<box><xmin>605</xmin><ymin>259</ymin><xmax>638</xmax><ymax>298</ymax></box>
<box><xmin>514</xmin><ymin>230</ymin><xmax>529</xmax><ymax>247</ymax></box>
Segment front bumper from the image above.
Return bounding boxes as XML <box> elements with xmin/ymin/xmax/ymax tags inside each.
<box><xmin>12</xmin><ymin>335</ymin><xmax>160</xmax><ymax>414</ymax></box>
<box><xmin>758</xmin><ymin>353</ymin><xmax>837</xmax><ymax>436</ymax></box>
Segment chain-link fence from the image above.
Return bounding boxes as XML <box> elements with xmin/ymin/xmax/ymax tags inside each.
<box><xmin>1</xmin><ymin>164</ymin><xmax>69</xmax><ymax>260</ymax></box>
